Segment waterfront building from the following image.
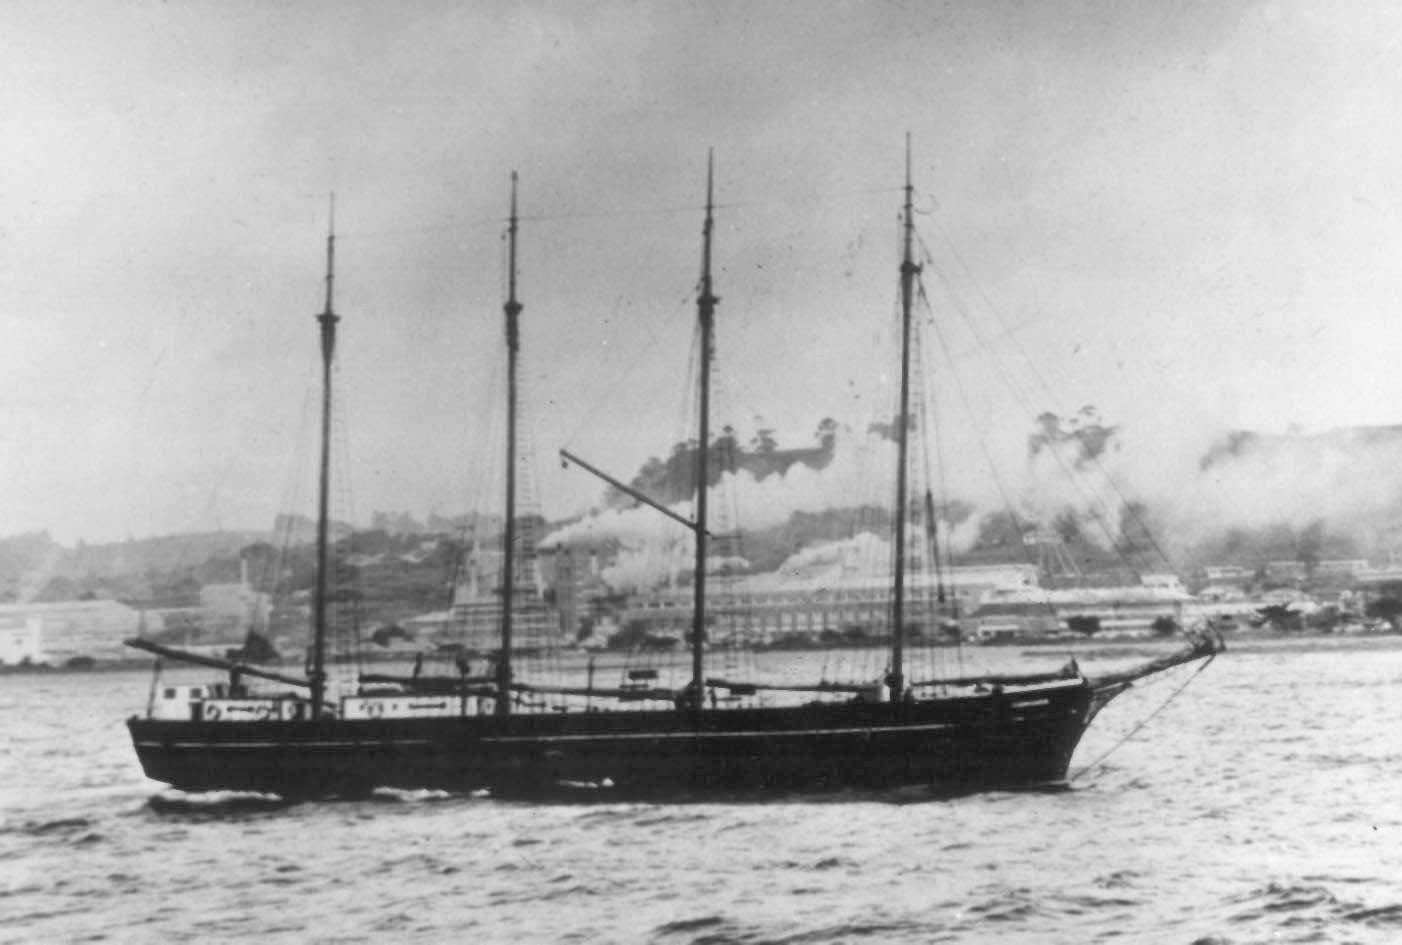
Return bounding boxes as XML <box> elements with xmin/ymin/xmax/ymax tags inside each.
<box><xmin>1265</xmin><ymin>560</ymin><xmax>1308</xmax><ymax>584</ymax></box>
<box><xmin>198</xmin><ymin>560</ymin><xmax>272</xmax><ymax>639</ymax></box>
<box><xmin>971</xmin><ymin>577</ymin><xmax>1195</xmax><ymax>641</ymax></box>
<box><xmin>0</xmin><ymin>599</ymin><xmax>159</xmax><ymax>665</ymax></box>
<box><xmin>1314</xmin><ymin>559</ymin><xmax>1368</xmax><ymax>578</ymax></box>
<box><xmin>0</xmin><ymin>614</ymin><xmax>42</xmax><ymax>665</ymax></box>
<box><xmin>1202</xmin><ymin>564</ymin><xmax>1253</xmax><ymax>584</ymax></box>
<box><xmin>1353</xmin><ymin>564</ymin><xmax>1402</xmax><ymax>587</ymax></box>
<box><xmin>622</xmin><ymin>564</ymin><xmax>1040</xmax><ymax>644</ymax></box>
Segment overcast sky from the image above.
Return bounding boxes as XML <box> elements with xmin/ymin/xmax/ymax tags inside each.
<box><xmin>3</xmin><ymin>1</ymin><xmax>1401</xmax><ymax>544</ymax></box>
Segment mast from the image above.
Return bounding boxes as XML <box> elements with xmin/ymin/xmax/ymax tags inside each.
<box><xmin>690</xmin><ymin>151</ymin><xmax>718</xmax><ymax>709</ymax></box>
<box><xmin>496</xmin><ymin>172</ymin><xmax>522</xmax><ymax>716</ymax></box>
<box><xmin>891</xmin><ymin>136</ymin><xmax>920</xmax><ymax>703</ymax></box>
<box><xmin>310</xmin><ymin>194</ymin><xmax>338</xmax><ymax>719</ymax></box>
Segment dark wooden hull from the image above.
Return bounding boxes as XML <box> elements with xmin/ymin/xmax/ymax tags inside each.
<box><xmin>128</xmin><ymin>681</ymin><xmax>1099</xmax><ymax>800</ymax></box>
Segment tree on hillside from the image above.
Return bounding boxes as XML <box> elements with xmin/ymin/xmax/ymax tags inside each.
<box><xmin>1151</xmin><ymin>615</ymin><xmax>1179</xmax><ymax>637</ymax></box>
<box><xmin>973</xmin><ymin>510</ymin><xmax>1026</xmax><ymax>551</ymax></box>
<box><xmin>1256</xmin><ymin>604</ymin><xmax>1303</xmax><ymax>632</ymax></box>
<box><xmin>227</xmin><ymin>630</ymin><xmax>279</xmax><ymax>664</ymax></box>
<box><xmin>1296</xmin><ymin>520</ymin><xmax>1324</xmax><ymax>580</ymax></box>
<box><xmin>1028</xmin><ymin>406</ymin><xmax>1119</xmax><ymax>469</ymax></box>
<box><xmin>617</xmin><ymin>422</ymin><xmax>841</xmax><ymax>511</ymax></box>
<box><xmin>1117</xmin><ymin>500</ymin><xmax>1160</xmax><ymax>561</ymax></box>
<box><xmin>1052</xmin><ymin>508</ymin><xmax>1082</xmax><ymax>545</ymax></box>
<box><xmin>751</xmin><ymin>429</ymin><xmax>777</xmax><ymax>454</ymax></box>
<box><xmin>241</xmin><ymin>542</ymin><xmax>280</xmax><ymax>591</ymax></box>
<box><xmin>1066</xmin><ymin>615</ymin><xmax>1101</xmax><ymax>636</ymax></box>
<box><xmin>34</xmin><ymin>576</ymin><xmax>82</xmax><ymax>602</ymax></box>
<box><xmin>1366</xmin><ymin>596</ymin><xmax>1402</xmax><ymax>628</ymax></box>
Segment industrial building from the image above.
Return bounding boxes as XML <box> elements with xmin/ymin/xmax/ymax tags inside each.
<box><xmin>0</xmin><ymin>599</ymin><xmax>159</xmax><ymax>665</ymax></box>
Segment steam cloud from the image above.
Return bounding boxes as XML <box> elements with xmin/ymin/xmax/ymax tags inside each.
<box><xmin>543</xmin><ymin>418</ymin><xmax>1402</xmax><ymax>592</ymax></box>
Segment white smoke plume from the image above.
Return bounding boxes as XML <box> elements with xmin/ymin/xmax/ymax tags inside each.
<box><xmin>1013</xmin><ymin>417</ymin><xmax>1402</xmax><ymax>566</ymax></box>
<box><xmin>541</xmin><ymin>417</ymin><xmax>1138</xmax><ymax>591</ymax></box>
<box><xmin>773</xmin><ymin>531</ymin><xmax>888</xmax><ymax>580</ymax></box>
<box><xmin>599</xmin><ymin>541</ymin><xmax>689</xmax><ymax>593</ymax></box>
<box><xmin>543</xmin><ymin>412</ymin><xmax>1402</xmax><ymax>593</ymax></box>
<box><xmin>1130</xmin><ymin>426</ymin><xmax>1402</xmax><ymax>560</ymax></box>
<box><xmin>539</xmin><ymin>425</ymin><xmax>899</xmax><ymax>590</ymax></box>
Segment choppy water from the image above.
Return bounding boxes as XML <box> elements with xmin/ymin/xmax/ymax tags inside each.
<box><xmin>3</xmin><ymin>639</ymin><xmax>1402</xmax><ymax>944</ymax></box>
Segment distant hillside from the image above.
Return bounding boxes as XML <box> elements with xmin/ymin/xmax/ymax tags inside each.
<box><xmin>6</xmin><ymin>418</ymin><xmax>1402</xmax><ymax>610</ymax></box>
<box><xmin>62</xmin><ymin>531</ymin><xmax>270</xmax><ymax>578</ymax></box>
<box><xmin>0</xmin><ymin>531</ymin><xmax>270</xmax><ymax>604</ymax></box>
<box><xmin>0</xmin><ymin>532</ymin><xmax>65</xmax><ymax>603</ymax></box>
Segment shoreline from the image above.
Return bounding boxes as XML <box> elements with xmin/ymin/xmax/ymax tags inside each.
<box><xmin>5</xmin><ymin>629</ymin><xmax>1400</xmax><ymax>678</ymax></box>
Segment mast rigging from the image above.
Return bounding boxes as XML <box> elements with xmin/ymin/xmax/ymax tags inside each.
<box><xmin>310</xmin><ymin>193</ymin><xmax>338</xmax><ymax>719</ymax></box>
<box><xmin>689</xmin><ymin>151</ymin><xmax>719</xmax><ymax>711</ymax></box>
<box><xmin>497</xmin><ymin>172</ymin><xmax>522</xmax><ymax>716</ymax></box>
<box><xmin>890</xmin><ymin>135</ymin><xmax>921</xmax><ymax>703</ymax></box>
<box><xmin>122</xmin><ymin>152</ymin><xmax>1221</xmax><ymax>801</ymax></box>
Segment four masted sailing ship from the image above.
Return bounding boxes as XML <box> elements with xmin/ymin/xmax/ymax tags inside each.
<box><xmin>125</xmin><ymin>154</ymin><xmax>1220</xmax><ymax>800</ymax></box>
